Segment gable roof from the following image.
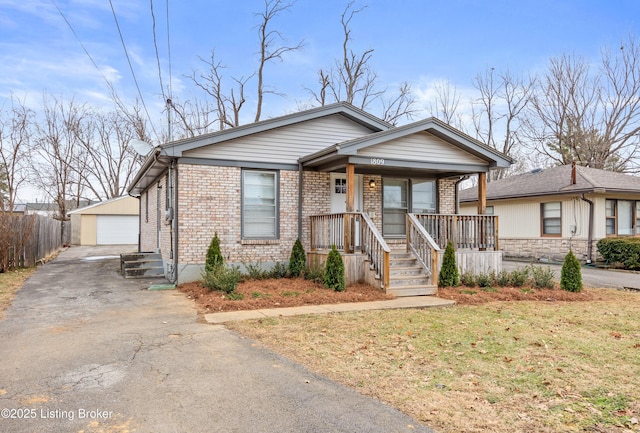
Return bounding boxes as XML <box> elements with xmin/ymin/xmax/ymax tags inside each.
<box><xmin>300</xmin><ymin>117</ymin><xmax>514</xmax><ymax>172</ymax></box>
<box><xmin>128</xmin><ymin>102</ymin><xmax>391</xmax><ymax>196</ymax></box>
<box><xmin>162</xmin><ymin>102</ymin><xmax>392</xmax><ymax>157</ymax></box>
<box><xmin>459</xmin><ymin>165</ymin><xmax>640</xmax><ymax>202</ymax></box>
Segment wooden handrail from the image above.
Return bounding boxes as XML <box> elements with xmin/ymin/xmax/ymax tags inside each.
<box><xmin>361</xmin><ymin>212</ymin><xmax>391</xmax><ymax>288</ymax></box>
<box><xmin>412</xmin><ymin>213</ymin><xmax>499</xmax><ymax>251</ymax></box>
<box><xmin>406</xmin><ymin>213</ymin><xmax>441</xmax><ymax>285</ymax></box>
<box><xmin>310</xmin><ymin>212</ymin><xmax>390</xmax><ymax>288</ymax></box>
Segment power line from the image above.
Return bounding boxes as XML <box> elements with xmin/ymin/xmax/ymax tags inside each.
<box><xmin>50</xmin><ymin>0</ymin><xmax>115</xmax><ymax>94</ymax></box>
<box><xmin>166</xmin><ymin>0</ymin><xmax>173</xmax><ymax>99</ymax></box>
<box><xmin>108</xmin><ymin>0</ymin><xmax>159</xmax><ymax>142</ymax></box>
<box><xmin>150</xmin><ymin>0</ymin><xmax>166</xmax><ymax>100</ymax></box>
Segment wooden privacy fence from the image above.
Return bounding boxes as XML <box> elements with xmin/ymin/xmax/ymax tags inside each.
<box><xmin>0</xmin><ymin>213</ymin><xmax>69</xmax><ymax>270</ymax></box>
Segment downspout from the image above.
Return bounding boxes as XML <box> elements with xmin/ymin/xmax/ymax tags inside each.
<box><xmin>297</xmin><ymin>162</ymin><xmax>304</xmax><ymax>240</ymax></box>
<box><xmin>167</xmin><ymin>159</ymin><xmax>179</xmax><ymax>284</ymax></box>
<box><xmin>580</xmin><ymin>194</ymin><xmax>594</xmax><ymax>264</ymax></box>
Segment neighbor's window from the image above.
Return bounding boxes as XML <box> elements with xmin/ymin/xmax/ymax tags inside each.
<box><xmin>242</xmin><ymin>170</ymin><xmax>278</xmax><ymax>239</ymax></box>
<box><xmin>541</xmin><ymin>202</ymin><xmax>561</xmax><ymax>236</ymax></box>
<box><xmin>606</xmin><ymin>199</ymin><xmax>638</xmax><ymax>236</ymax></box>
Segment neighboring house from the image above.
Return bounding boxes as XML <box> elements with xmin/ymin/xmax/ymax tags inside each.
<box><xmin>459</xmin><ymin>164</ymin><xmax>640</xmax><ymax>263</ymax></box>
<box><xmin>1</xmin><ymin>203</ymin><xmax>26</xmax><ymax>214</ymax></box>
<box><xmin>25</xmin><ymin>200</ymin><xmax>95</xmax><ymax>218</ymax></box>
<box><xmin>68</xmin><ymin>196</ymin><xmax>139</xmax><ymax>246</ymax></box>
<box><xmin>127</xmin><ymin>102</ymin><xmax>513</xmax><ymax>293</ymax></box>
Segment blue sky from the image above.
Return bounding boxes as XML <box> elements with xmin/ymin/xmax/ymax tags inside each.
<box><xmin>2</xmin><ymin>0</ymin><xmax>639</xmax><ymax>127</ymax></box>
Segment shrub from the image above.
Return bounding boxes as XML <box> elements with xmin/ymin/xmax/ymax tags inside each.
<box><xmin>529</xmin><ymin>265</ymin><xmax>555</xmax><ymax>289</ymax></box>
<box><xmin>243</xmin><ymin>261</ymin><xmax>270</xmax><ymax>280</ymax></box>
<box><xmin>288</xmin><ymin>238</ymin><xmax>306</xmax><ymax>277</ymax></box>
<box><xmin>561</xmin><ymin>250</ymin><xmax>583</xmax><ymax>292</ymax></box>
<box><xmin>476</xmin><ymin>272</ymin><xmax>492</xmax><ymax>288</ymax></box>
<box><xmin>493</xmin><ymin>270</ymin><xmax>511</xmax><ymax>287</ymax></box>
<box><xmin>509</xmin><ymin>267</ymin><xmax>529</xmax><ymax>287</ymax></box>
<box><xmin>459</xmin><ymin>271</ymin><xmax>476</xmax><ymax>287</ymax></box>
<box><xmin>269</xmin><ymin>261</ymin><xmax>289</xmax><ymax>279</ymax></box>
<box><xmin>205</xmin><ymin>232</ymin><xmax>224</xmax><ymax>272</ymax></box>
<box><xmin>324</xmin><ymin>245</ymin><xmax>346</xmax><ymax>292</ymax></box>
<box><xmin>438</xmin><ymin>241</ymin><xmax>459</xmax><ymax>287</ymax></box>
<box><xmin>597</xmin><ymin>237</ymin><xmax>640</xmax><ymax>270</ymax></box>
<box><xmin>303</xmin><ymin>264</ymin><xmax>325</xmax><ymax>284</ymax></box>
<box><xmin>202</xmin><ymin>264</ymin><xmax>242</xmax><ymax>294</ymax></box>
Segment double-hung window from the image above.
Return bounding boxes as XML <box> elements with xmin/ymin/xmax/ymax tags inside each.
<box><xmin>242</xmin><ymin>170</ymin><xmax>278</xmax><ymax>239</ymax></box>
<box><xmin>541</xmin><ymin>202</ymin><xmax>561</xmax><ymax>236</ymax></box>
<box><xmin>606</xmin><ymin>199</ymin><xmax>639</xmax><ymax>236</ymax></box>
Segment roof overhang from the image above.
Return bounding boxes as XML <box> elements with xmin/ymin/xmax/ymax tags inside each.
<box><xmin>127</xmin><ymin>149</ymin><xmax>171</xmax><ymax>197</ymax></box>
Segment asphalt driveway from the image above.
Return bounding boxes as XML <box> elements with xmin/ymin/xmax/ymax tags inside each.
<box><xmin>0</xmin><ymin>246</ymin><xmax>434</xmax><ymax>433</ymax></box>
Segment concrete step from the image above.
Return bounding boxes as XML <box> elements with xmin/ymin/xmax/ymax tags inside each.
<box><xmin>390</xmin><ymin>266</ymin><xmax>425</xmax><ymax>277</ymax></box>
<box><xmin>121</xmin><ymin>252</ymin><xmax>165</xmax><ymax>279</ymax></box>
<box><xmin>386</xmin><ymin>285</ymin><xmax>437</xmax><ymax>297</ymax></box>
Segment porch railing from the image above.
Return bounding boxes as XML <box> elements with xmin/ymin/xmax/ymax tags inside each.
<box><xmin>310</xmin><ymin>212</ymin><xmax>390</xmax><ymax>288</ymax></box>
<box><xmin>412</xmin><ymin>213</ymin><xmax>499</xmax><ymax>251</ymax></box>
<box><xmin>406</xmin><ymin>213</ymin><xmax>440</xmax><ymax>285</ymax></box>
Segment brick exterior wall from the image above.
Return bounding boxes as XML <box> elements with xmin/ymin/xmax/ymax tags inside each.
<box><xmin>500</xmin><ymin>238</ymin><xmax>601</xmax><ymax>263</ymax></box>
<box><xmin>159</xmin><ymin>164</ymin><xmax>462</xmax><ymax>282</ymax></box>
<box><xmin>438</xmin><ymin>178</ymin><xmax>457</xmax><ymax>214</ymax></box>
<box><xmin>177</xmin><ymin>164</ymin><xmax>301</xmax><ymax>265</ymax></box>
<box><xmin>301</xmin><ymin>171</ymin><xmax>331</xmax><ymax>251</ymax></box>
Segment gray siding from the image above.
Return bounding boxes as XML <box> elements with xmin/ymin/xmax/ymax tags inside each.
<box><xmin>183</xmin><ymin>114</ymin><xmax>375</xmax><ymax>164</ymax></box>
<box><xmin>358</xmin><ymin>131</ymin><xmax>486</xmax><ymax>165</ymax></box>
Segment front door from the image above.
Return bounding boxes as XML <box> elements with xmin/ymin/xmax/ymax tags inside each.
<box><xmin>330</xmin><ymin>173</ymin><xmax>363</xmax><ymax>247</ymax></box>
<box><xmin>330</xmin><ymin>173</ymin><xmax>363</xmax><ymax>213</ymax></box>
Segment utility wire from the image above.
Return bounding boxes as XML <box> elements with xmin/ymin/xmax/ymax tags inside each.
<box><xmin>150</xmin><ymin>0</ymin><xmax>166</xmax><ymax>100</ymax></box>
<box><xmin>108</xmin><ymin>0</ymin><xmax>159</xmax><ymax>142</ymax></box>
<box><xmin>166</xmin><ymin>0</ymin><xmax>173</xmax><ymax>99</ymax></box>
<box><xmin>50</xmin><ymin>0</ymin><xmax>115</xmax><ymax>94</ymax></box>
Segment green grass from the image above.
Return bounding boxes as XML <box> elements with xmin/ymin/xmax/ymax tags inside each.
<box><xmin>229</xmin><ymin>289</ymin><xmax>640</xmax><ymax>433</ymax></box>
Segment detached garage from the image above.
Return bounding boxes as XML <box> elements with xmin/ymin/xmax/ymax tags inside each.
<box><xmin>69</xmin><ymin>196</ymin><xmax>139</xmax><ymax>245</ymax></box>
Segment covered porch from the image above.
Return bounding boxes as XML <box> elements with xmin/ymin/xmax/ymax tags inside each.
<box><xmin>299</xmin><ymin>118</ymin><xmax>510</xmax><ymax>295</ymax></box>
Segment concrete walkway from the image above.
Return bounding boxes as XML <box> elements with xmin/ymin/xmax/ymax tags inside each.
<box><xmin>205</xmin><ymin>296</ymin><xmax>455</xmax><ymax>324</ymax></box>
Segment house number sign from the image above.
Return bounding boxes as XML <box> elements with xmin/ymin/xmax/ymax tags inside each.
<box><xmin>370</xmin><ymin>158</ymin><xmax>385</xmax><ymax>165</ymax></box>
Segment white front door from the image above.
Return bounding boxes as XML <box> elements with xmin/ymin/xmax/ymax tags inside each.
<box><xmin>330</xmin><ymin>173</ymin><xmax>363</xmax><ymax>213</ymax></box>
<box><xmin>330</xmin><ymin>173</ymin><xmax>363</xmax><ymax>247</ymax></box>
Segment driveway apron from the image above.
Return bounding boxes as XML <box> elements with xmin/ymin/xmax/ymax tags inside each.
<box><xmin>0</xmin><ymin>246</ymin><xmax>435</xmax><ymax>433</ymax></box>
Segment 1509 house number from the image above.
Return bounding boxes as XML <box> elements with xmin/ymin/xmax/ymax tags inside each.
<box><xmin>370</xmin><ymin>158</ymin><xmax>385</xmax><ymax>165</ymax></box>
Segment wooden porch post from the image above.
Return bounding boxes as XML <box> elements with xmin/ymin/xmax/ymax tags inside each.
<box><xmin>344</xmin><ymin>163</ymin><xmax>355</xmax><ymax>253</ymax></box>
<box><xmin>478</xmin><ymin>172</ymin><xmax>487</xmax><ymax>251</ymax></box>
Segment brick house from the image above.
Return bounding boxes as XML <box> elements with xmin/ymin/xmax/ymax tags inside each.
<box><xmin>127</xmin><ymin>103</ymin><xmax>512</xmax><ymax>294</ymax></box>
<box><xmin>459</xmin><ymin>163</ymin><xmax>640</xmax><ymax>263</ymax></box>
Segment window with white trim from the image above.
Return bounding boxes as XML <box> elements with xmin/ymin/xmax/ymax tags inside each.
<box><xmin>606</xmin><ymin>199</ymin><xmax>639</xmax><ymax>236</ymax></box>
<box><xmin>242</xmin><ymin>170</ymin><xmax>278</xmax><ymax>239</ymax></box>
<box><xmin>541</xmin><ymin>202</ymin><xmax>561</xmax><ymax>236</ymax></box>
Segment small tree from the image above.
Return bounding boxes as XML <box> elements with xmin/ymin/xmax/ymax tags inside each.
<box><xmin>324</xmin><ymin>245</ymin><xmax>345</xmax><ymax>292</ymax></box>
<box><xmin>439</xmin><ymin>241</ymin><xmax>459</xmax><ymax>287</ymax></box>
<box><xmin>289</xmin><ymin>238</ymin><xmax>306</xmax><ymax>277</ymax></box>
<box><xmin>560</xmin><ymin>250</ymin><xmax>583</xmax><ymax>292</ymax></box>
<box><xmin>205</xmin><ymin>232</ymin><xmax>224</xmax><ymax>272</ymax></box>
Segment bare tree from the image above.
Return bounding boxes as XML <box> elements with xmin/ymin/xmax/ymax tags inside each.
<box><xmin>254</xmin><ymin>0</ymin><xmax>304</xmax><ymax>122</ymax></box>
<box><xmin>73</xmin><ymin>109</ymin><xmax>141</xmax><ymax>200</ymax></box>
<box><xmin>525</xmin><ymin>36</ymin><xmax>640</xmax><ymax>172</ymax></box>
<box><xmin>308</xmin><ymin>1</ymin><xmax>416</xmax><ymax>124</ymax></box>
<box><xmin>32</xmin><ymin>96</ymin><xmax>88</xmax><ymax>244</ymax></box>
<box><xmin>0</xmin><ymin>96</ymin><xmax>33</xmax><ymax>210</ymax></box>
<box><xmin>472</xmin><ymin>68</ymin><xmax>533</xmax><ymax>179</ymax></box>
<box><xmin>428</xmin><ymin>80</ymin><xmax>463</xmax><ymax>128</ymax></box>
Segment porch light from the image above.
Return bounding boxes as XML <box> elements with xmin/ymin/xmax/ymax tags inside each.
<box><xmin>369</xmin><ymin>179</ymin><xmax>376</xmax><ymax>189</ymax></box>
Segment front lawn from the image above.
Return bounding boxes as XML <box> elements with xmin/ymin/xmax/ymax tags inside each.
<box><xmin>228</xmin><ymin>288</ymin><xmax>640</xmax><ymax>433</ymax></box>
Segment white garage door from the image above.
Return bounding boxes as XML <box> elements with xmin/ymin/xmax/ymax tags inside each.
<box><xmin>96</xmin><ymin>215</ymin><xmax>139</xmax><ymax>245</ymax></box>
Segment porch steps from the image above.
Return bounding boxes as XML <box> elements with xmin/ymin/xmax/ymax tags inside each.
<box><xmin>120</xmin><ymin>252</ymin><xmax>165</xmax><ymax>279</ymax></box>
<box><xmin>386</xmin><ymin>250</ymin><xmax>437</xmax><ymax>297</ymax></box>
